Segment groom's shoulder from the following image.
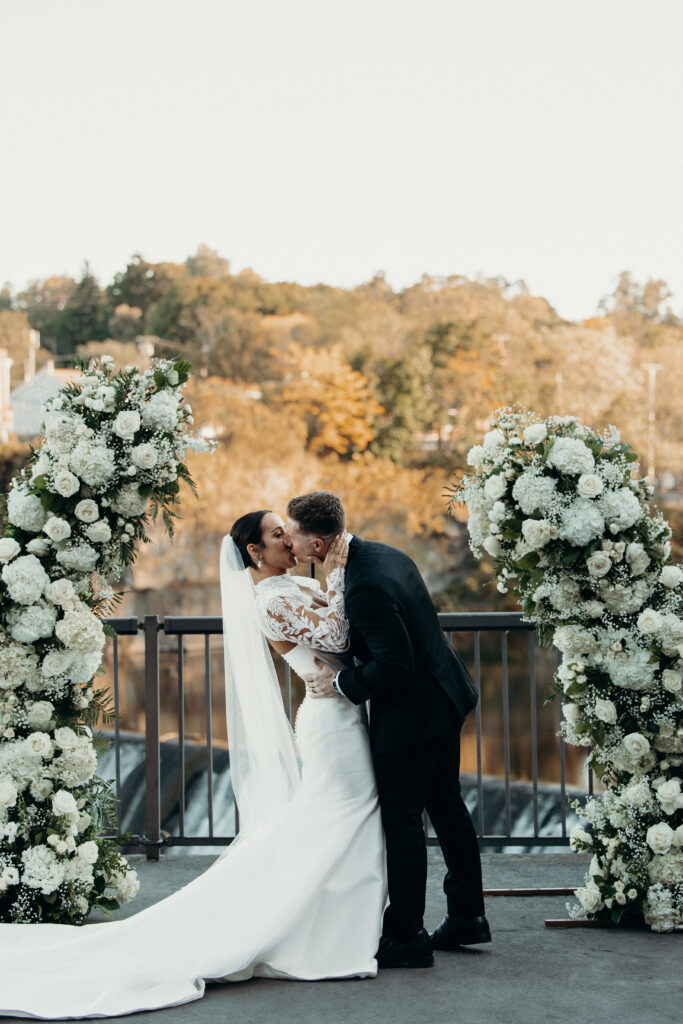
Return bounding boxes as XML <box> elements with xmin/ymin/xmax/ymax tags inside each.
<box><xmin>349</xmin><ymin>537</ymin><xmax>418</xmax><ymax>576</ymax></box>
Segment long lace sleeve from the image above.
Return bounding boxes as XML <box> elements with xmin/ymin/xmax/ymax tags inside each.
<box><xmin>256</xmin><ymin>569</ymin><xmax>350</xmax><ymax>652</ymax></box>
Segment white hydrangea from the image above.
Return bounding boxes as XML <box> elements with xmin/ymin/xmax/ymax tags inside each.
<box><xmin>6</xmin><ymin>488</ymin><xmax>47</xmax><ymax>533</ymax></box>
<box><xmin>67</xmin><ymin>651</ymin><xmax>103</xmax><ymax>685</ymax></box>
<box><xmin>55</xmin><ymin>544</ymin><xmax>99</xmax><ymax>572</ymax></box>
<box><xmin>108</xmin><ymin>868</ymin><xmax>140</xmax><ymax>904</ymax></box>
<box><xmin>9</xmin><ymin>602</ymin><xmax>58</xmax><ymax>643</ymax></box>
<box><xmin>21</xmin><ymin>844</ymin><xmax>65</xmax><ymax>894</ymax></box>
<box><xmin>559</xmin><ymin>499</ymin><xmax>605</xmax><ymax>547</ymax></box>
<box><xmin>512</xmin><ymin>471</ymin><xmax>558</xmax><ymax>515</ymax></box>
<box><xmin>1</xmin><ymin>555</ymin><xmax>50</xmax><ymax>605</ymax></box>
<box><xmin>69</xmin><ymin>441</ymin><xmax>116</xmax><ymax>488</ymax></box>
<box><xmin>51</xmin><ymin>739</ymin><xmax>97</xmax><ymax>786</ymax></box>
<box><xmin>546</xmin><ymin>437</ymin><xmax>595</xmax><ymax>476</ymax></box>
<box><xmin>0</xmin><ymin>640</ymin><xmax>40</xmax><ymax>691</ymax></box>
<box><xmin>44</xmin><ymin>412</ymin><xmax>81</xmax><ymax>455</ymax></box>
<box><xmin>141</xmin><ymin>391</ymin><xmax>180</xmax><ymax>431</ymax></box>
<box><xmin>54</xmin><ymin>607</ymin><xmax>106</xmax><ymax>654</ymax></box>
<box><xmin>598</xmin><ymin>487</ymin><xmax>642</xmax><ymax>531</ymax></box>
<box><xmin>599</xmin><ymin>579</ymin><xmax>651</xmax><ymax>615</ymax></box>
<box><xmin>109</xmin><ymin>484</ymin><xmax>149</xmax><ymax>518</ymax></box>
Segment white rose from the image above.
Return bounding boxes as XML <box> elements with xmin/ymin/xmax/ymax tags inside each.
<box><xmin>576</xmin><ymin>882</ymin><xmax>603</xmax><ymax>914</ymax></box>
<box><xmin>521</xmin><ymin>519</ymin><xmax>553</xmax><ymax>549</ymax></box>
<box><xmin>44</xmin><ymin>578</ymin><xmax>76</xmax><ymax>607</ymax></box>
<box><xmin>655</xmin><ymin>779</ymin><xmax>683</xmax><ymax>815</ymax></box>
<box><xmin>626</xmin><ymin>542</ymin><xmax>651</xmax><ymax>577</ymax></box>
<box><xmin>569</xmin><ymin>826</ymin><xmax>592</xmax><ymax>849</ymax></box>
<box><xmin>112</xmin><ymin>410</ymin><xmax>141</xmax><ymax>439</ymax></box>
<box><xmin>52</xmin><ymin>790</ymin><xmax>78</xmax><ymax>816</ymax></box>
<box><xmin>131</xmin><ymin>443</ymin><xmax>158</xmax><ymax>469</ymax></box>
<box><xmin>661</xmin><ymin>670</ymin><xmax>682</xmax><ymax>694</ymax></box>
<box><xmin>595</xmin><ymin>698</ymin><xmax>617</xmax><ymax>724</ymax></box>
<box><xmin>623</xmin><ymin>733</ymin><xmax>650</xmax><ymax>758</ymax></box>
<box><xmin>637</xmin><ymin>608</ymin><xmax>662</xmax><ymax>634</ymax></box>
<box><xmin>483</xmin><ymin>536</ymin><xmax>502</xmax><ymax>557</ymax></box>
<box><xmin>660</xmin><ymin>565</ymin><xmax>683</xmax><ymax>589</ymax></box>
<box><xmin>42</xmin><ymin>517</ymin><xmax>71</xmax><ymax>542</ymax></box>
<box><xmin>53</xmin><ymin>469</ymin><xmax>80</xmax><ymax>498</ymax></box>
<box><xmin>77</xmin><ymin>840</ymin><xmax>99</xmax><ymax>864</ymax></box>
<box><xmin>577</xmin><ymin>474</ymin><xmax>603</xmax><ymax>499</ymax></box>
<box><xmin>0</xmin><ymin>538</ymin><xmax>21</xmax><ymax>563</ymax></box>
<box><xmin>74</xmin><ymin>500</ymin><xmax>99</xmax><ymax>523</ymax></box>
<box><xmin>483</xmin><ymin>428</ymin><xmax>505</xmax><ymax>452</ymax></box>
<box><xmin>85</xmin><ymin>520</ymin><xmax>112</xmax><ymax>543</ymax></box>
<box><xmin>27</xmin><ymin>700</ymin><xmax>54</xmax><ymax>729</ymax></box>
<box><xmin>586</xmin><ymin>551</ymin><xmax>612</xmax><ymax>577</ymax></box>
<box><xmin>672</xmin><ymin>825</ymin><xmax>683</xmax><ymax>848</ymax></box>
<box><xmin>26</xmin><ymin>537</ymin><xmax>50</xmax><ymax>556</ymax></box>
<box><xmin>54</xmin><ymin>726</ymin><xmax>80</xmax><ymax>751</ymax></box>
<box><xmin>646</xmin><ymin>822</ymin><xmax>674</xmax><ymax>855</ymax></box>
<box><xmin>42</xmin><ymin>649</ymin><xmax>74</xmax><ymax>678</ymax></box>
<box><xmin>484</xmin><ymin>475</ymin><xmax>507</xmax><ymax>500</ymax></box>
<box><xmin>24</xmin><ymin>731</ymin><xmax>52</xmax><ymax>758</ymax></box>
<box><xmin>523</xmin><ymin>423</ymin><xmax>547</xmax><ymax>445</ymax></box>
<box><xmin>467</xmin><ymin>445</ymin><xmax>486</xmax><ymax>468</ymax></box>
<box><xmin>563</xmin><ymin>703</ymin><xmax>581</xmax><ymax>726</ymax></box>
<box><xmin>0</xmin><ymin>777</ymin><xmax>18</xmax><ymax>808</ymax></box>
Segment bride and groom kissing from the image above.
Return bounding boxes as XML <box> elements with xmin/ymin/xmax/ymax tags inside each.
<box><xmin>0</xmin><ymin>491</ymin><xmax>490</xmax><ymax>1019</ymax></box>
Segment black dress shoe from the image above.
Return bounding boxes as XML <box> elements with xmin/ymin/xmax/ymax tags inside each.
<box><xmin>376</xmin><ymin>928</ymin><xmax>434</xmax><ymax>969</ymax></box>
<box><xmin>430</xmin><ymin>914</ymin><xmax>492</xmax><ymax>950</ymax></box>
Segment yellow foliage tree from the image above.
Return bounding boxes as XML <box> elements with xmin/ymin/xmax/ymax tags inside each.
<box><xmin>270</xmin><ymin>342</ymin><xmax>384</xmax><ymax>456</ymax></box>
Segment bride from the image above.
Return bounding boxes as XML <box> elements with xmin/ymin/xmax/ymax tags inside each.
<box><xmin>0</xmin><ymin>511</ymin><xmax>386</xmax><ymax>1018</ymax></box>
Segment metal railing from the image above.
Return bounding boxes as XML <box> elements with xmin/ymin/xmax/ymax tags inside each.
<box><xmin>102</xmin><ymin>613</ymin><xmax>588</xmax><ymax>859</ymax></box>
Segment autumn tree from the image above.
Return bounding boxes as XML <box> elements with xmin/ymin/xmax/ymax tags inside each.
<box><xmin>269</xmin><ymin>342</ymin><xmax>384</xmax><ymax>457</ymax></box>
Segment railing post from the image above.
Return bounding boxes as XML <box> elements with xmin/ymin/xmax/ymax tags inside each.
<box><xmin>143</xmin><ymin>615</ymin><xmax>162</xmax><ymax>860</ymax></box>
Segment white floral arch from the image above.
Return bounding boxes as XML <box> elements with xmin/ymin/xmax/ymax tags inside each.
<box><xmin>0</xmin><ymin>356</ymin><xmax>215</xmax><ymax>923</ymax></box>
<box><xmin>450</xmin><ymin>409</ymin><xmax>683</xmax><ymax>932</ymax></box>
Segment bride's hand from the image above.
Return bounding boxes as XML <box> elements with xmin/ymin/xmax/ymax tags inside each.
<box><xmin>321</xmin><ymin>535</ymin><xmax>348</xmax><ymax>576</ymax></box>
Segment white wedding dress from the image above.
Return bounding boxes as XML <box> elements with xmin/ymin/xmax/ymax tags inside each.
<box><xmin>0</xmin><ymin>551</ymin><xmax>386</xmax><ymax>1019</ymax></box>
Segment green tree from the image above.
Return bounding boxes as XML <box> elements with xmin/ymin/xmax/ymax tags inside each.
<box><xmin>55</xmin><ymin>265</ymin><xmax>111</xmax><ymax>355</ymax></box>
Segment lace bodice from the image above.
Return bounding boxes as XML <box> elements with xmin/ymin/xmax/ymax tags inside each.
<box><xmin>254</xmin><ymin>569</ymin><xmax>349</xmax><ymax>652</ymax></box>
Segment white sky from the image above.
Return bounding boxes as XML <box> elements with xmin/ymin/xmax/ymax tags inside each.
<box><xmin>1</xmin><ymin>0</ymin><xmax>682</xmax><ymax>321</ymax></box>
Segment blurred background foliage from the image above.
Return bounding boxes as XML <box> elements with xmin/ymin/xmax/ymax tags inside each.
<box><xmin>1</xmin><ymin>245</ymin><xmax>681</xmax><ymax>610</ymax></box>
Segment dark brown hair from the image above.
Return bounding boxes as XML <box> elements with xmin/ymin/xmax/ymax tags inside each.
<box><xmin>230</xmin><ymin>510</ymin><xmax>272</xmax><ymax>569</ymax></box>
<box><xmin>286</xmin><ymin>491</ymin><xmax>345</xmax><ymax>538</ymax></box>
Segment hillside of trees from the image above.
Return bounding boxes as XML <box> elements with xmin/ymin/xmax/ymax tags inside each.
<box><xmin>1</xmin><ymin>246</ymin><xmax>681</xmax><ymax>606</ymax></box>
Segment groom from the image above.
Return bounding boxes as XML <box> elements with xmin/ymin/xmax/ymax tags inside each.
<box><xmin>285</xmin><ymin>491</ymin><xmax>490</xmax><ymax>969</ymax></box>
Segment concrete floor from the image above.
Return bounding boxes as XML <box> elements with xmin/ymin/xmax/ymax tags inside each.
<box><xmin>22</xmin><ymin>851</ymin><xmax>672</xmax><ymax>1024</ymax></box>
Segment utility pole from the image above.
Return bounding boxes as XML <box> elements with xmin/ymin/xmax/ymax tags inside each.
<box><xmin>641</xmin><ymin>362</ymin><xmax>662</xmax><ymax>487</ymax></box>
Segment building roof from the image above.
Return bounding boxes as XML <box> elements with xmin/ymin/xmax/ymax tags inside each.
<box><xmin>10</xmin><ymin>367</ymin><xmax>81</xmax><ymax>440</ymax></box>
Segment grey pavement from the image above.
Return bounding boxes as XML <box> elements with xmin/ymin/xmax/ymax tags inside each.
<box><xmin>5</xmin><ymin>852</ymin><xmax>681</xmax><ymax>1024</ymax></box>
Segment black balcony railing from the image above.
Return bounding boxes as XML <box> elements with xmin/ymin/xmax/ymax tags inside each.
<box><xmin>101</xmin><ymin>614</ymin><xmax>590</xmax><ymax>859</ymax></box>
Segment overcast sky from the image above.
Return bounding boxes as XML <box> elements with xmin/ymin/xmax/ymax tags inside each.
<box><xmin>1</xmin><ymin>0</ymin><xmax>682</xmax><ymax>320</ymax></box>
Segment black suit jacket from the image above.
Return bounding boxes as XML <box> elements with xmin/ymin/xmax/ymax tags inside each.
<box><xmin>337</xmin><ymin>536</ymin><xmax>478</xmax><ymax>755</ymax></box>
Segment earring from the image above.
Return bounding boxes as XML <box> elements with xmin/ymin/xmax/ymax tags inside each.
<box><xmin>257</xmin><ymin>558</ymin><xmax>263</xmax><ymax>568</ymax></box>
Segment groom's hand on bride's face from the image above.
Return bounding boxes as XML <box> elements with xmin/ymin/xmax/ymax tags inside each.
<box><xmin>302</xmin><ymin>661</ymin><xmax>338</xmax><ymax>699</ymax></box>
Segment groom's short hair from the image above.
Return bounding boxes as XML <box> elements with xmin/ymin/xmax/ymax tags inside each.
<box><xmin>287</xmin><ymin>491</ymin><xmax>345</xmax><ymax>538</ymax></box>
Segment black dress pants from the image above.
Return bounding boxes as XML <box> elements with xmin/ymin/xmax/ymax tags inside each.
<box><xmin>373</xmin><ymin>727</ymin><xmax>485</xmax><ymax>941</ymax></box>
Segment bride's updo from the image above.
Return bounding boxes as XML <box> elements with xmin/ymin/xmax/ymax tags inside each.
<box><xmin>230</xmin><ymin>511</ymin><xmax>272</xmax><ymax>569</ymax></box>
